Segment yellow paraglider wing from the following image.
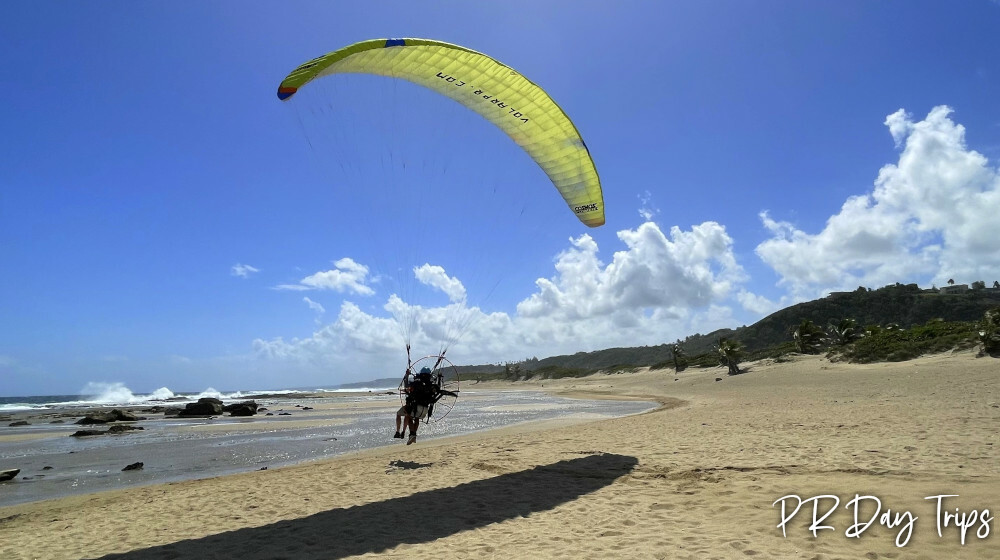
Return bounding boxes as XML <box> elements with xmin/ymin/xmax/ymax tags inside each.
<box><xmin>278</xmin><ymin>38</ymin><xmax>604</xmax><ymax>227</ymax></box>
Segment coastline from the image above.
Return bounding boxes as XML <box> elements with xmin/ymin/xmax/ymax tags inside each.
<box><xmin>2</xmin><ymin>351</ymin><xmax>999</xmax><ymax>559</ymax></box>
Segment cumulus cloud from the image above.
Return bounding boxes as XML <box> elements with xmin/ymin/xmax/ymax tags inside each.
<box><xmin>736</xmin><ymin>289</ymin><xmax>779</xmax><ymax>316</ymax></box>
<box><xmin>756</xmin><ymin>106</ymin><xmax>1000</xmax><ymax>300</ymax></box>
<box><xmin>231</xmin><ymin>263</ymin><xmax>260</xmax><ymax>278</ymax></box>
<box><xmin>518</xmin><ymin>221</ymin><xmax>745</xmax><ymax>321</ymax></box>
<box><xmin>276</xmin><ymin>258</ymin><xmax>375</xmax><ymax>295</ymax></box>
<box><xmin>251</xmin><ymin>220</ymin><xmax>749</xmax><ymax>375</ymax></box>
<box><xmin>414</xmin><ymin>264</ymin><xmax>466</xmax><ymax>303</ymax></box>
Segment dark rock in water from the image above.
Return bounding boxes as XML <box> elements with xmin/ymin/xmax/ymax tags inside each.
<box><xmin>108</xmin><ymin>424</ymin><xmax>144</xmax><ymax>433</ymax></box>
<box><xmin>178</xmin><ymin>398</ymin><xmax>224</xmax><ymax>417</ymax></box>
<box><xmin>259</xmin><ymin>466</ymin><xmax>268</xmax><ymax>470</ymax></box>
<box><xmin>302</xmin><ymin>406</ymin><xmax>313</xmax><ymax>411</ymax></box>
<box><xmin>265</xmin><ymin>412</ymin><xmax>273</xmax><ymax>416</ymax></box>
<box><xmin>122</xmin><ymin>462</ymin><xmax>144</xmax><ymax>471</ymax></box>
<box><xmin>258</xmin><ymin>407</ymin><xmax>268</xmax><ymax>412</ymax></box>
<box><xmin>43</xmin><ymin>466</ymin><xmax>53</xmax><ymax>470</ymax></box>
<box><xmin>0</xmin><ymin>469</ymin><xmax>20</xmax><ymax>482</ymax></box>
<box><xmin>49</xmin><ymin>419</ymin><xmax>65</xmax><ymax>424</ymax></box>
<box><xmin>224</xmin><ymin>401</ymin><xmax>259</xmax><ymax>417</ymax></box>
<box><xmin>279</xmin><ymin>412</ymin><xmax>292</xmax><ymax>416</ymax></box>
<box><xmin>8</xmin><ymin>420</ymin><xmax>29</xmax><ymax>427</ymax></box>
<box><xmin>76</xmin><ymin>414</ymin><xmax>110</xmax><ymax>425</ymax></box>
<box><xmin>76</xmin><ymin>409</ymin><xmax>141</xmax><ymax>424</ymax></box>
<box><xmin>70</xmin><ymin>425</ymin><xmax>143</xmax><ymax>437</ymax></box>
<box><xmin>113</xmin><ymin>409</ymin><xmax>141</xmax><ymax>421</ymax></box>
<box><xmin>71</xmin><ymin>430</ymin><xmax>106</xmax><ymax>437</ymax></box>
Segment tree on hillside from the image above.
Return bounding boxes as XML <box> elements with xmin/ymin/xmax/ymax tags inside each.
<box><xmin>972</xmin><ymin>280</ymin><xmax>986</xmax><ymax>290</ymax></box>
<box><xmin>671</xmin><ymin>343</ymin><xmax>688</xmax><ymax>372</ymax></box>
<box><xmin>793</xmin><ymin>320</ymin><xmax>826</xmax><ymax>354</ymax></box>
<box><xmin>716</xmin><ymin>338</ymin><xmax>745</xmax><ymax>375</ymax></box>
<box><xmin>828</xmin><ymin>318</ymin><xmax>863</xmax><ymax>345</ymax></box>
<box><xmin>979</xmin><ymin>307</ymin><xmax>1000</xmax><ymax>357</ymax></box>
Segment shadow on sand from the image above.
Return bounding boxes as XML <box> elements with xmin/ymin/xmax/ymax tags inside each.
<box><xmin>93</xmin><ymin>452</ymin><xmax>638</xmax><ymax>559</ymax></box>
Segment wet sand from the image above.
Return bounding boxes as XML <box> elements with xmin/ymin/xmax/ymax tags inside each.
<box><xmin>1</xmin><ymin>351</ymin><xmax>999</xmax><ymax>559</ymax></box>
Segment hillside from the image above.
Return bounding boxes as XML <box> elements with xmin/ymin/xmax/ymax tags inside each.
<box><xmin>729</xmin><ymin>284</ymin><xmax>1000</xmax><ymax>352</ymax></box>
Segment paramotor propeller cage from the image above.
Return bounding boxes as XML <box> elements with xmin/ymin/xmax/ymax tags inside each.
<box><xmin>398</xmin><ymin>355</ymin><xmax>460</xmax><ymax>424</ymax></box>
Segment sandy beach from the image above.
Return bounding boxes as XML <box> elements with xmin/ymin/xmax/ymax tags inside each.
<box><xmin>2</xmin><ymin>351</ymin><xmax>999</xmax><ymax>559</ymax></box>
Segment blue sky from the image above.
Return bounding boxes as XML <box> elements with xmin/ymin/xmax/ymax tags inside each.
<box><xmin>3</xmin><ymin>1</ymin><xmax>999</xmax><ymax>396</ymax></box>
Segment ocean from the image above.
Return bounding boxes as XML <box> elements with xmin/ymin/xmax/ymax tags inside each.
<box><xmin>0</xmin><ymin>382</ymin><xmax>386</xmax><ymax>413</ymax></box>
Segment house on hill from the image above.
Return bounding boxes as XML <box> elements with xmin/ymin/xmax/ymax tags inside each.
<box><xmin>939</xmin><ymin>284</ymin><xmax>969</xmax><ymax>294</ymax></box>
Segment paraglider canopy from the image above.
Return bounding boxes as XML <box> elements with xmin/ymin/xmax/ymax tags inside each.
<box><xmin>277</xmin><ymin>37</ymin><xmax>604</xmax><ymax>227</ymax></box>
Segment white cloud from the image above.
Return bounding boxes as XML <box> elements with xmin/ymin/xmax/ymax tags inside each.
<box><xmin>231</xmin><ymin>263</ymin><xmax>260</xmax><ymax>278</ymax></box>
<box><xmin>413</xmin><ymin>264</ymin><xmax>466</xmax><ymax>303</ymax></box>
<box><xmin>276</xmin><ymin>258</ymin><xmax>375</xmax><ymax>296</ymax></box>
<box><xmin>638</xmin><ymin>190</ymin><xmax>659</xmax><ymax>221</ymax></box>
<box><xmin>518</xmin><ymin>221</ymin><xmax>745</xmax><ymax>321</ymax></box>
<box><xmin>756</xmin><ymin>106</ymin><xmax>1000</xmax><ymax>299</ymax></box>
<box><xmin>303</xmin><ymin>297</ymin><xmax>326</xmax><ymax>315</ymax></box>
<box><xmin>250</xmin><ymin>220</ymin><xmax>750</xmax><ymax>376</ymax></box>
<box><xmin>736</xmin><ymin>289</ymin><xmax>779</xmax><ymax>316</ymax></box>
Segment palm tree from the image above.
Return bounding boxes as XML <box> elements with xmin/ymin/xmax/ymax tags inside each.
<box><xmin>828</xmin><ymin>318</ymin><xmax>862</xmax><ymax>345</ymax></box>
<box><xmin>793</xmin><ymin>320</ymin><xmax>826</xmax><ymax>354</ymax></box>
<box><xmin>716</xmin><ymin>338</ymin><xmax>745</xmax><ymax>375</ymax></box>
<box><xmin>979</xmin><ymin>307</ymin><xmax>1000</xmax><ymax>356</ymax></box>
<box><xmin>671</xmin><ymin>343</ymin><xmax>687</xmax><ymax>372</ymax></box>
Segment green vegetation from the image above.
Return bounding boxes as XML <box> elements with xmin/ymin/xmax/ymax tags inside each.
<box><xmin>793</xmin><ymin>320</ymin><xmax>826</xmax><ymax>354</ymax></box>
<box><xmin>716</xmin><ymin>338</ymin><xmax>745</xmax><ymax>375</ymax></box>
<box><xmin>829</xmin><ymin>320</ymin><xmax>980</xmax><ymax>363</ymax></box>
<box><xmin>827</xmin><ymin>318</ymin><xmax>863</xmax><ymax>345</ymax></box>
<box><xmin>979</xmin><ymin>307</ymin><xmax>1000</xmax><ymax>357</ymax></box>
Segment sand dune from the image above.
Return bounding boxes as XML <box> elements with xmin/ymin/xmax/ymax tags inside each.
<box><xmin>2</xmin><ymin>351</ymin><xmax>998</xmax><ymax>559</ymax></box>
